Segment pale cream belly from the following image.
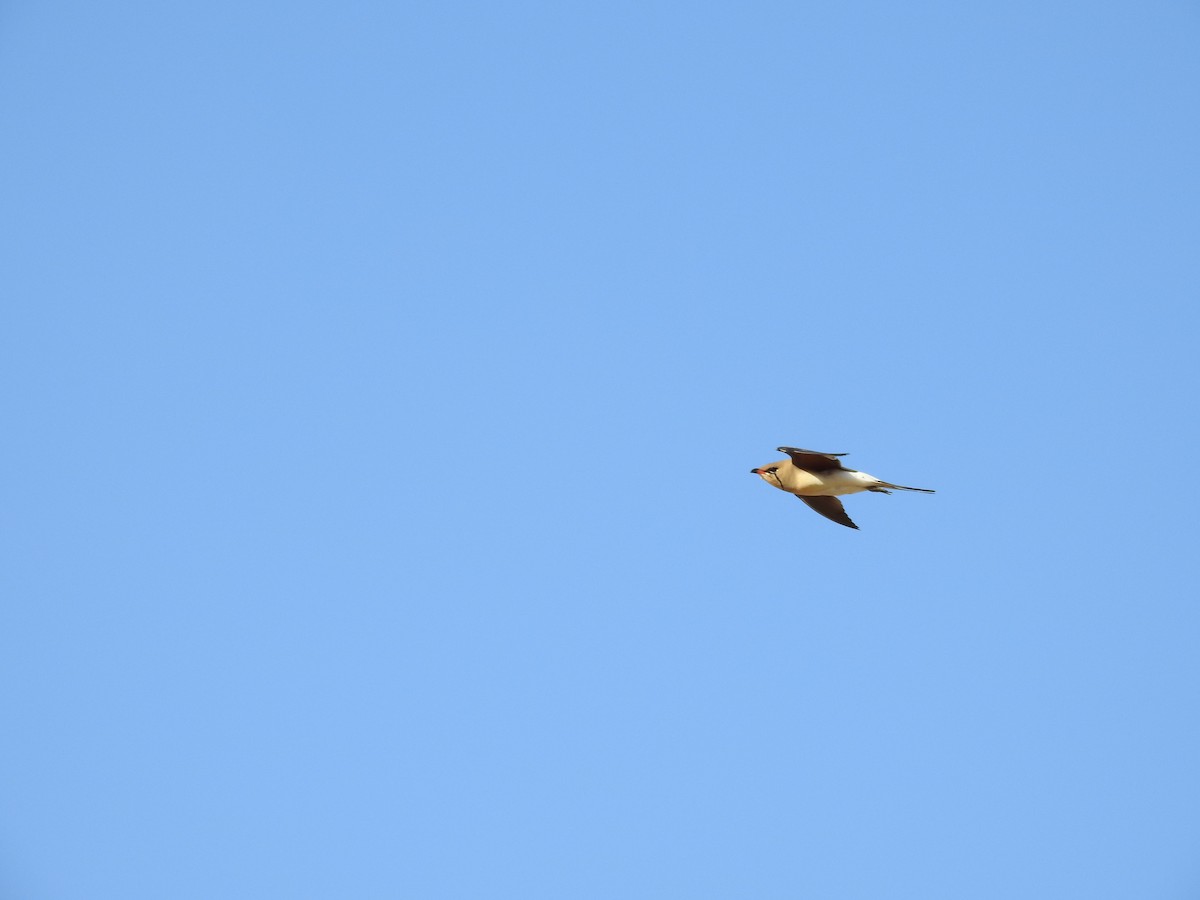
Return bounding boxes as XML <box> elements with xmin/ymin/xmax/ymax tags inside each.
<box><xmin>786</xmin><ymin>470</ymin><xmax>872</xmax><ymax>497</ymax></box>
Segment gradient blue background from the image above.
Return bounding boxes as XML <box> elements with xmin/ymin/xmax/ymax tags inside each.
<box><xmin>3</xmin><ymin>2</ymin><xmax>1199</xmax><ymax>897</ymax></box>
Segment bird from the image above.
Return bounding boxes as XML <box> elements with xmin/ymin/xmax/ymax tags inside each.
<box><xmin>750</xmin><ymin>446</ymin><xmax>934</xmax><ymax>529</ymax></box>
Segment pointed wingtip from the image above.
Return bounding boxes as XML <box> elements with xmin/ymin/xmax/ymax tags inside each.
<box><xmin>776</xmin><ymin>446</ymin><xmax>847</xmax><ymax>456</ymax></box>
<box><xmin>798</xmin><ymin>494</ymin><xmax>859</xmax><ymax>529</ymax></box>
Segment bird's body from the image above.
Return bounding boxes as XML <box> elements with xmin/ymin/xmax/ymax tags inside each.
<box><xmin>767</xmin><ymin>466</ymin><xmax>881</xmax><ymax>497</ymax></box>
<box><xmin>751</xmin><ymin>446</ymin><xmax>934</xmax><ymax>529</ymax></box>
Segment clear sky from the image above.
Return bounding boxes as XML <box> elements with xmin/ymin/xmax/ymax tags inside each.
<box><xmin>3</xmin><ymin>2</ymin><xmax>1199</xmax><ymax>898</ymax></box>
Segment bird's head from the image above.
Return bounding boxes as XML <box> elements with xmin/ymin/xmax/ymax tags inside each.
<box><xmin>750</xmin><ymin>461</ymin><xmax>788</xmax><ymax>490</ymax></box>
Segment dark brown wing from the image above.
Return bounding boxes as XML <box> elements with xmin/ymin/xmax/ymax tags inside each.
<box><xmin>778</xmin><ymin>447</ymin><xmax>846</xmax><ymax>472</ymax></box>
<box><xmin>798</xmin><ymin>495</ymin><xmax>859</xmax><ymax>529</ymax></box>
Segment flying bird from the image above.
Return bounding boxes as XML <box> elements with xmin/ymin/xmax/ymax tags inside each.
<box><xmin>751</xmin><ymin>446</ymin><xmax>934</xmax><ymax>529</ymax></box>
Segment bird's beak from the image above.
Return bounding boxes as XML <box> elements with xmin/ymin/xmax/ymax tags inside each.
<box><xmin>750</xmin><ymin>468</ymin><xmax>761</xmax><ymax>474</ymax></box>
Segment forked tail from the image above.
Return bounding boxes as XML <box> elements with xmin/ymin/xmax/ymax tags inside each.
<box><xmin>878</xmin><ymin>481</ymin><xmax>935</xmax><ymax>493</ymax></box>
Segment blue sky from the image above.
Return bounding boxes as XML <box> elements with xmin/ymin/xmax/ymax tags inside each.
<box><xmin>3</xmin><ymin>2</ymin><xmax>1199</xmax><ymax>897</ymax></box>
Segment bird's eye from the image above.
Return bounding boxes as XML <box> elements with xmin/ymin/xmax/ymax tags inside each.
<box><xmin>766</xmin><ymin>467</ymin><xmax>778</xmax><ymax>474</ymax></box>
